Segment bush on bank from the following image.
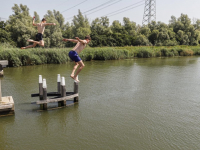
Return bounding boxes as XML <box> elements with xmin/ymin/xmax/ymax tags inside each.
<box><xmin>1</xmin><ymin>43</ymin><xmax>200</xmax><ymax>67</ymax></box>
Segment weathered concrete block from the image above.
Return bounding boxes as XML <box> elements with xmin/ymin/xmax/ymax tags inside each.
<box><xmin>0</xmin><ymin>96</ymin><xmax>15</xmax><ymax>116</ymax></box>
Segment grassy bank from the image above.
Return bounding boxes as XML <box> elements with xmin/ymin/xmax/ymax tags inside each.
<box><xmin>0</xmin><ymin>44</ymin><xmax>200</xmax><ymax>67</ymax></box>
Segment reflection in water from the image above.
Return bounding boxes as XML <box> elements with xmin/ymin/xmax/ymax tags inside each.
<box><xmin>1</xmin><ymin>56</ymin><xmax>200</xmax><ymax>150</ymax></box>
<box><xmin>0</xmin><ymin>116</ymin><xmax>15</xmax><ymax>148</ymax></box>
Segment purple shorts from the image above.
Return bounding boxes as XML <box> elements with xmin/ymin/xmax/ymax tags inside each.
<box><xmin>68</xmin><ymin>50</ymin><xmax>81</xmax><ymax>62</ymax></box>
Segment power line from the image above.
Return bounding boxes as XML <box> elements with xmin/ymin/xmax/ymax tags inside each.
<box><xmin>65</xmin><ymin>0</ymin><xmax>119</xmax><ymax>20</ymax></box>
<box><xmin>85</xmin><ymin>0</ymin><xmax>122</xmax><ymax>16</ymax></box>
<box><xmin>65</xmin><ymin>0</ymin><xmax>145</xmax><ymax>21</ymax></box>
<box><xmin>104</xmin><ymin>0</ymin><xmax>144</xmax><ymax>16</ymax></box>
<box><xmin>83</xmin><ymin>0</ymin><xmax>117</xmax><ymax>14</ymax></box>
<box><xmin>61</xmin><ymin>0</ymin><xmax>88</xmax><ymax>13</ymax></box>
<box><xmin>106</xmin><ymin>3</ymin><xmax>145</xmax><ymax>17</ymax></box>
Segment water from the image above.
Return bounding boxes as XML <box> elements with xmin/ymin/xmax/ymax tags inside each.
<box><xmin>1</xmin><ymin>57</ymin><xmax>200</xmax><ymax>150</ymax></box>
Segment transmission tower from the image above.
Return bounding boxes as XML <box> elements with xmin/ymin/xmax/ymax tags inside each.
<box><xmin>142</xmin><ymin>0</ymin><xmax>156</xmax><ymax>25</ymax></box>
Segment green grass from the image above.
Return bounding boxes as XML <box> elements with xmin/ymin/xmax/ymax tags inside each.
<box><xmin>1</xmin><ymin>44</ymin><xmax>200</xmax><ymax>67</ymax></box>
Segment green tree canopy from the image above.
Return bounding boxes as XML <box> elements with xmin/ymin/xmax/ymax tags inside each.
<box><xmin>43</xmin><ymin>10</ymin><xmax>64</xmax><ymax>47</ymax></box>
<box><xmin>6</xmin><ymin>4</ymin><xmax>36</xmax><ymax>47</ymax></box>
<box><xmin>72</xmin><ymin>10</ymin><xmax>91</xmax><ymax>39</ymax></box>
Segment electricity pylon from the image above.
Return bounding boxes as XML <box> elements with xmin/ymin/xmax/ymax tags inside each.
<box><xmin>142</xmin><ymin>0</ymin><xmax>156</xmax><ymax>25</ymax></box>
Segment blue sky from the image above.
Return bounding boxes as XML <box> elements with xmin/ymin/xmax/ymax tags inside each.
<box><xmin>0</xmin><ymin>0</ymin><xmax>200</xmax><ymax>25</ymax></box>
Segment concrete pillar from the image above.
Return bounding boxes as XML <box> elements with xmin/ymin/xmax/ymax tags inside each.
<box><xmin>0</xmin><ymin>79</ymin><xmax>2</xmax><ymax>102</ymax></box>
<box><xmin>42</xmin><ymin>79</ymin><xmax>47</xmax><ymax>110</ymax></box>
<box><xmin>74</xmin><ymin>76</ymin><xmax>79</xmax><ymax>103</ymax></box>
<box><xmin>57</xmin><ymin>74</ymin><xmax>61</xmax><ymax>94</ymax></box>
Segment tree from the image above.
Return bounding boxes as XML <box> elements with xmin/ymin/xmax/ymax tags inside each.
<box><xmin>148</xmin><ymin>29</ymin><xmax>159</xmax><ymax>45</ymax></box>
<box><xmin>6</xmin><ymin>4</ymin><xmax>36</xmax><ymax>47</ymax></box>
<box><xmin>34</xmin><ymin>11</ymin><xmax>40</xmax><ymax>23</ymax></box>
<box><xmin>62</xmin><ymin>22</ymin><xmax>74</xmax><ymax>47</ymax></box>
<box><xmin>147</xmin><ymin>21</ymin><xmax>178</xmax><ymax>46</ymax></box>
<box><xmin>101</xmin><ymin>16</ymin><xmax>109</xmax><ymax>27</ymax></box>
<box><xmin>139</xmin><ymin>26</ymin><xmax>151</xmax><ymax>37</ymax></box>
<box><xmin>177</xmin><ymin>14</ymin><xmax>191</xmax><ymax>32</ymax></box>
<box><xmin>111</xmin><ymin>20</ymin><xmax>126</xmax><ymax>34</ymax></box>
<box><xmin>0</xmin><ymin>21</ymin><xmax>16</xmax><ymax>46</ymax></box>
<box><xmin>123</xmin><ymin>17</ymin><xmax>136</xmax><ymax>36</ymax></box>
<box><xmin>194</xmin><ymin>19</ymin><xmax>200</xmax><ymax>30</ymax></box>
<box><xmin>134</xmin><ymin>34</ymin><xmax>151</xmax><ymax>46</ymax></box>
<box><xmin>169</xmin><ymin>16</ymin><xmax>176</xmax><ymax>24</ymax></box>
<box><xmin>43</xmin><ymin>10</ymin><xmax>64</xmax><ymax>47</ymax></box>
<box><xmin>90</xmin><ymin>17</ymin><xmax>113</xmax><ymax>47</ymax></box>
<box><xmin>4</xmin><ymin>4</ymin><xmax>200</xmax><ymax>47</ymax></box>
<box><xmin>169</xmin><ymin>14</ymin><xmax>198</xmax><ymax>45</ymax></box>
<box><xmin>72</xmin><ymin>10</ymin><xmax>91</xmax><ymax>39</ymax></box>
<box><xmin>148</xmin><ymin>21</ymin><xmax>157</xmax><ymax>32</ymax></box>
<box><xmin>53</xmin><ymin>10</ymin><xmax>65</xmax><ymax>30</ymax></box>
<box><xmin>176</xmin><ymin>30</ymin><xmax>189</xmax><ymax>45</ymax></box>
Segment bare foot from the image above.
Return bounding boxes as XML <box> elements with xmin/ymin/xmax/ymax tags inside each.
<box><xmin>21</xmin><ymin>47</ymin><xmax>25</xmax><ymax>49</ymax></box>
<box><xmin>74</xmin><ymin>76</ymin><xmax>80</xmax><ymax>82</ymax></box>
<box><xmin>70</xmin><ymin>75</ymin><xmax>80</xmax><ymax>82</ymax></box>
<box><xmin>70</xmin><ymin>74</ymin><xmax>74</xmax><ymax>79</ymax></box>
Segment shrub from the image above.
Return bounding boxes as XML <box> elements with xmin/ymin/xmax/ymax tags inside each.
<box><xmin>137</xmin><ymin>48</ymin><xmax>152</xmax><ymax>58</ymax></box>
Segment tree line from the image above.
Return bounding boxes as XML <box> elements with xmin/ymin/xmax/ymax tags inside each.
<box><xmin>1</xmin><ymin>4</ymin><xmax>200</xmax><ymax>48</ymax></box>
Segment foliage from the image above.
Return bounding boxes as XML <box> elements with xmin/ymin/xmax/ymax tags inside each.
<box><xmin>71</xmin><ymin>10</ymin><xmax>91</xmax><ymax>39</ymax></box>
<box><xmin>2</xmin><ymin>4</ymin><xmax>200</xmax><ymax>47</ymax></box>
<box><xmin>1</xmin><ymin>44</ymin><xmax>200</xmax><ymax>67</ymax></box>
<box><xmin>0</xmin><ymin>21</ymin><xmax>16</xmax><ymax>46</ymax></box>
<box><xmin>43</xmin><ymin>10</ymin><xmax>65</xmax><ymax>48</ymax></box>
<box><xmin>6</xmin><ymin>4</ymin><xmax>36</xmax><ymax>47</ymax></box>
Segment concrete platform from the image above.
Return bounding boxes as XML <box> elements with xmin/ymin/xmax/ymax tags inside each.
<box><xmin>0</xmin><ymin>96</ymin><xmax>15</xmax><ymax>116</ymax></box>
<box><xmin>0</xmin><ymin>60</ymin><xmax>8</xmax><ymax>67</ymax></box>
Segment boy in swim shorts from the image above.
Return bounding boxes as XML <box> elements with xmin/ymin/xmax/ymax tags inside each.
<box><xmin>63</xmin><ymin>35</ymin><xmax>91</xmax><ymax>82</ymax></box>
<box><xmin>21</xmin><ymin>17</ymin><xmax>56</xmax><ymax>49</ymax></box>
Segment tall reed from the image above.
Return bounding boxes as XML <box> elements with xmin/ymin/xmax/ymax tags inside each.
<box><xmin>0</xmin><ymin>45</ymin><xmax>199</xmax><ymax>67</ymax></box>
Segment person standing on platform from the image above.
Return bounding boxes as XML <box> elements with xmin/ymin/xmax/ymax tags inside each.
<box><xmin>63</xmin><ymin>36</ymin><xmax>91</xmax><ymax>82</ymax></box>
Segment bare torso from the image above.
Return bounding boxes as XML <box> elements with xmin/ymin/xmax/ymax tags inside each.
<box><xmin>72</xmin><ymin>40</ymin><xmax>87</xmax><ymax>54</ymax></box>
<box><xmin>36</xmin><ymin>23</ymin><xmax>46</xmax><ymax>34</ymax></box>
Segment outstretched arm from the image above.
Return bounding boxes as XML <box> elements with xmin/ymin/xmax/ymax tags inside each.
<box><xmin>75</xmin><ymin>37</ymin><xmax>87</xmax><ymax>44</ymax></box>
<box><xmin>32</xmin><ymin>16</ymin><xmax>37</xmax><ymax>26</ymax></box>
<box><xmin>63</xmin><ymin>39</ymin><xmax>78</xmax><ymax>43</ymax></box>
<box><xmin>44</xmin><ymin>23</ymin><xmax>56</xmax><ymax>26</ymax></box>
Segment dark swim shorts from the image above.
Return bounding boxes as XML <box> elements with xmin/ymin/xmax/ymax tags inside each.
<box><xmin>35</xmin><ymin>33</ymin><xmax>43</xmax><ymax>41</ymax></box>
<box><xmin>68</xmin><ymin>50</ymin><xmax>81</xmax><ymax>62</ymax></box>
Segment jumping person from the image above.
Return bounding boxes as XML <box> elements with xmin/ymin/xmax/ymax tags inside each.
<box><xmin>21</xmin><ymin>17</ymin><xmax>56</xmax><ymax>49</ymax></box>
<box><xmin>63</xmin><ymin>36</ymin><xmax>91</xmax><ymax>82</ymax></box>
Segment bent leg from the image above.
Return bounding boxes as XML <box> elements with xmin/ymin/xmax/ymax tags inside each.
<box><xmin>70</xmin><ymin>62</ymin><xmax>79</xmax><ymax>79</ymax></box>
<box><xmin>73</xmin><ymin>60</ymin><xmax>85</xmax><ymax>82</ymax></box>
<box><xmin>21</xmin><ymin>42</ymin><xmax>37</xmax><ymax>49</ymax></box>
<box><xmin>38</xmin><ymin>40</ymin><xmax>44</xmax><ymax>47</ymax></box>
<box><xmin>28</xmin><ymin>40</ymin><xmax>44</xmax><ymax>47</ymax></box>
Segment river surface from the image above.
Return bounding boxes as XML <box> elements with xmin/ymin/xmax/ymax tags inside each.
<box><xmin>0</xmin><ymin>57</ymin><xmax>200</xmax><ymax>150</ymax></box>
